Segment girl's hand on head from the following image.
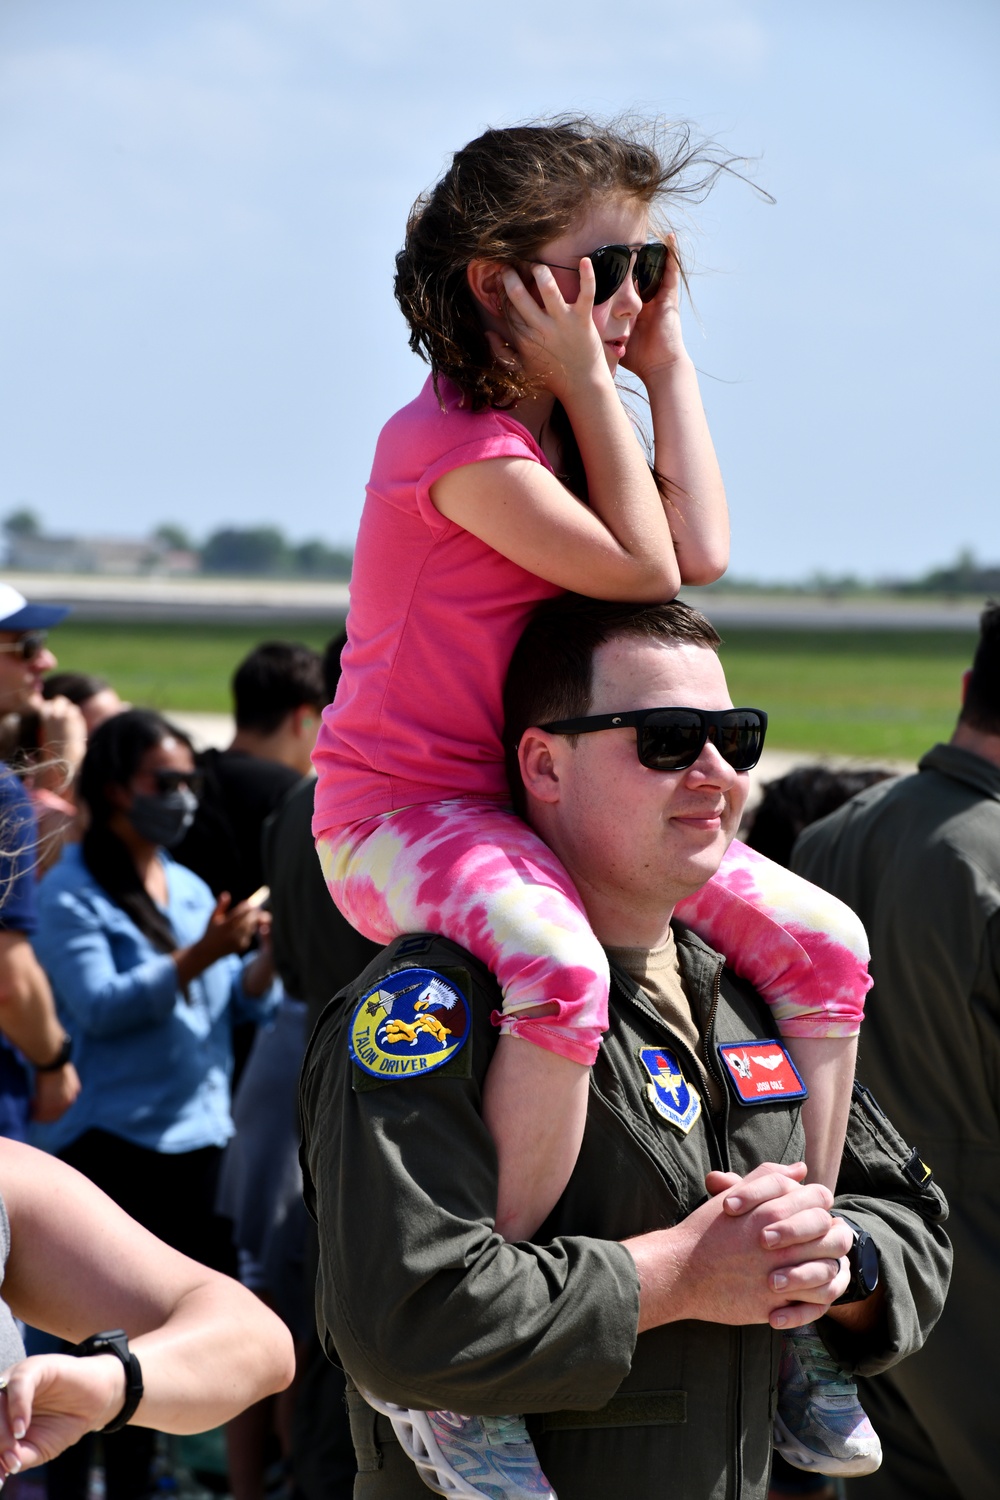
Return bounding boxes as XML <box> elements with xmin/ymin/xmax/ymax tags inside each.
<box><xmin>619</xmin><ymin>235</ymin><xmax>689</xmax><ymax>384</ymax></box>
<box><xmin>498</xmin><ymin>260</ymin><xmax>610</xmax><ymax>402</ymax></box>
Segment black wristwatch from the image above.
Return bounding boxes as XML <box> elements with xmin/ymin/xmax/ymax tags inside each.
<box><xmin>33</xmin><ymin>1035</ymin><xmax>72</xmax><ymax>1073</ymax></box>
<box><xmin>833</xmin><ymin>1216</ymin><xmax>880</xmax><ymax>1305</ymax></box>
<box><xmin>73</xmin><ymin>1330</ymin><xmax>144</xmax><ymax>1433</ymax></box>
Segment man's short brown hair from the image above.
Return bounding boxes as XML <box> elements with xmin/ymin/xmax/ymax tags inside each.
<box><xmin>503</xmin><ymin>595</ymin><xmax>722</xmax><ymax>813</ymax></box>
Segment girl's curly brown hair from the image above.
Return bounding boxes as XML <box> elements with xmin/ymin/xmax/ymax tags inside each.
<box><xmin>394</xmin><ymin>114</ymin><xmax>750</xmax><ymax>413</ymax></box>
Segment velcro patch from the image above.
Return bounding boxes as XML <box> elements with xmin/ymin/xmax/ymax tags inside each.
<box><xmin>717</xmin><ymin>1040</ymin><xmax>808</xmax><ymax>1106</ymax></box>
<box><xmin>638</xmin><ymin>1047</ymin><xmax>702</xmax><ymax>1133</ymax></box>
<box><xmin>349</xmin><ymin>968</ymin><xmax>471</xmax><ymax>1081</ymax></box>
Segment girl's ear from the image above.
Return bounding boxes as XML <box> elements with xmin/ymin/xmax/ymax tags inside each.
<box><xmin>466</xmin><ymin>259</ymin><xmax>507</xmax><ymax>317</ymax></box>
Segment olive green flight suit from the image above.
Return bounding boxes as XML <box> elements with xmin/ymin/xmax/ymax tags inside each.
<box><xmin>300</xmin><ymin>927</ymin><xmax>951</xmax><ymax>1500</ymax></box>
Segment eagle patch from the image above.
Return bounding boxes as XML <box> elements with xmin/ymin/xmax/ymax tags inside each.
<box><xmin>638</xmin><ymin>1047</ymin><xmax>702</xmax><ymax>1133</ymax></box>
<box><xmin>349</xmin><ymin>968</ymin><xmax>471</xmax><ymax>1080</ymax></box>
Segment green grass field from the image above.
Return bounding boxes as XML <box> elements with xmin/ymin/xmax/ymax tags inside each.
<box><xmin>50</xmin><ymin>620</ymin><xmax>977</xmax><ymax>762</ymax></box>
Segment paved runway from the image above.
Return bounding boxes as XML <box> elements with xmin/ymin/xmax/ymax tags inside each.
<box><xmin>9</xmin><ymin>572</ymin><xmax>985</xmax><ymax>631</ymax></box>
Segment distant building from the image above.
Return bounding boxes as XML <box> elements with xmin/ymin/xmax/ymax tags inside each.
<box><xmin>4</xmin><ymin>533</ymin><xmax>200</xmax><ymax>576</ymax></box>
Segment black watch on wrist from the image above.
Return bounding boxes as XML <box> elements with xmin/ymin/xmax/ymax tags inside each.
<box><xmin>73</xmin><ymin>1330</ymin><xmax>144</xmax><ymax>1433</ymax></box>
<box><xmin>34</xmin><ymin>1035</ymin><xmax>72</xmax><ymax>1073</ymax></box>
<box><xmin>833</xmin><ymin>1216</ymin><xmax>880</xmax><ymax>1305</ymax></box>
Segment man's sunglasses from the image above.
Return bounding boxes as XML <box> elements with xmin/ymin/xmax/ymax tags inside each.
<box><xmin>0</xmin><ymin>631</ymin><xmax>48</xmax><ymax>662</ymax></box>
<box><xmin>540</xmin><ymin>707</ymin><xmax>768</xmax><ymax>772</ymax></box>
<box><xmin>153</xmin><ymin>769</ymin><xmax>204</xmax><ymax>797</ymax></box>
<box><xmin>531</xmin><ymin>242</ymin><xmax>669</xmax><ymax>306</ymax></box>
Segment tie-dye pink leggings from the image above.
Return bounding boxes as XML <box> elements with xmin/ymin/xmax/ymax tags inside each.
<box><xmin>317</xmin><ymin>797</ymin><xmax>870</xmax><ymax>1068</ymax></box>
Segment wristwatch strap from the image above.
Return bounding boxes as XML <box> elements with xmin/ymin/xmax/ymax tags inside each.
<box><xmin>33</xmin><ymin>1035</ymin><xmax>72</xmax><ymax>1073</ymax></box>
<box><xmin>833</xmin><ymin>1215</ymin><xmax>880</xmax><ymax>1305</ymax></box>
<box><xmin>73</xmin><ymin>1330</ymin><xmax>144</xmax><ymax>1433</ymax></box>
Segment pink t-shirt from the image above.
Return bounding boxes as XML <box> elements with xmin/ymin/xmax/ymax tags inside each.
<box><xmin>312</xmin><ymin>376</ymin><xmax>563</xmax><ymax>834</ymax></box>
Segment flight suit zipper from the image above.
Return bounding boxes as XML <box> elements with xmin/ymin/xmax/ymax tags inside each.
<box><xmin>613</xmin><ymin>958</ymin><xmax>746</xmax><ymax>1493</ymax></box>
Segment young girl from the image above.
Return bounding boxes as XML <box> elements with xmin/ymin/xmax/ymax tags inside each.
<box><xmin>313</xmin><ymin>118</ymin><xmax>878</xmax><ymax>1497</ymax></box>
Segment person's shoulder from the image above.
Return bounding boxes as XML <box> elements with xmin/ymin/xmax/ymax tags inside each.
<box><xmin>792</xmin><ymin>772</ymin><xmax>906</xmax><ymax>866</ymax></box>
<box><xmin>36</xmin><ymin>844</ymin><xmax>100</xmax><ymax>915</ymax></box>
<box><xmin>378</xmin><ymin>375</ymin><xmax>526</xmax><ymax>452</ymax></box>
<box><xmin>303</xmin><ymin>933</ymin><xmax>495</xmax><ymax>1077</ymax></box>
<box><xmin>215</xmin><ymin>751</ymin><xmax>301</xmax><ymax>812</ymax></box>
<box><xmin>0</xmin><ymin>765</ymin><xmax>29</xmax><ymax>808</ymax></box>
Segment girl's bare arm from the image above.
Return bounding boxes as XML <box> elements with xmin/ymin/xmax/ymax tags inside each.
<box><xmin>622</xmin><ymin>238</ymin><xmax>729</xmax><ymax>583</ymax></box>
<box><xmin>433</xmin><ymin>259</ymin><xmax>682</xmax><ymax>602</ymax></box>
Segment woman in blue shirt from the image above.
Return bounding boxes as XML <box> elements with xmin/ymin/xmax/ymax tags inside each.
<box><xmin>33</xmin><ymin>708</ymin><xmax>279</xmax><ymax>1500</ymax></box>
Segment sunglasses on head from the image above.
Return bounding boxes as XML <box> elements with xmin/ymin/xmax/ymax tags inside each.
<box><xmin>0</xmin><ymin>631</ymin><xmax>48</xmax><ymax>662</ymax></box>
<box><xmin>153</xmin><ymin>769</ymin><xmax>204</xmax><ymax>797</ymax></box>
<box><xmin>540</xmin><ymin>706</ymin><xmax>768</xmax><ymax>772</ymax></box>
<box><xmin>531</xmin><ymin>241</ymin><xmax>669</xmax><ymax>307</ymax></box>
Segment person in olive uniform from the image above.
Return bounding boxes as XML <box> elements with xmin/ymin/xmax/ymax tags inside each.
<box><xmin>793</xmin><ymin>600</ymin><xmax>1000</xmax><ymax>1500</ymax></box>
<box><xmin>300</xmin><ymin>597</ymin><xmax>951</xmax><ymax>1500</ymax></box>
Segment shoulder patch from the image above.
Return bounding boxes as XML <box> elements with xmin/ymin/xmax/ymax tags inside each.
<box><xmin>638</xmin><ymin>1047</ymin><xmax>702</xmax><ymax>1133</ymax></box>
<box><xmin>349</xmin><ymin>967</ymin><xmax>472</xmax><ymax>1082</ymax></box>
<box><xmin>717</xmin><ymin>1040</ymin><xmax>808</xmax><ymax>1106</ymax></box>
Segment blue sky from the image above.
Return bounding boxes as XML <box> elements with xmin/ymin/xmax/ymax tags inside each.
<box><xmin>1</xmin><ymin>0</ymin><xmax>997</xmax><ymax>580</ymax></box>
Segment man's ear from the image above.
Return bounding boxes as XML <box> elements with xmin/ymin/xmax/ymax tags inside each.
<box><xmin>292</xmin><ymin>704</ymin><xmax>319</xmax><ymax>740</ymax></box>
<box><xmin>466</xmin><ymin>259</ymin><xmax>508</xmax><ymax>318</ymax></box>
<box><xmin>960</xmin><ymin>669</ymin><xmax>971</xmax><ymax>705</ymax></box>
<box><xmin>518</xmin><ymin>728</ymin><xmax>563</xmax><ymax>806</ymax></box>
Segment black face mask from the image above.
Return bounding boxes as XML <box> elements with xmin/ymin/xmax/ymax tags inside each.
<box><xmin>129</xmin><ymin>788</ymin><xmax>198</xmax><ymax>848</ymax></box>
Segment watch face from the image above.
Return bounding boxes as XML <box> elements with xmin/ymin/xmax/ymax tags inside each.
<box><xmin>857</xmin><ymin>1233</ymin><xmax>880</xmax><ymax>1293</ymax></box>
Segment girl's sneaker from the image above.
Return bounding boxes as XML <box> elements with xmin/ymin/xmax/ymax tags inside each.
<box><xmin>361</xmin><ymin>1391</ymin><xmax>556</xmax><ymax>1500</ymax></box>
<box><xmin>773</xmin><ymin>1323</ymin><xmax>882</xmax><ymax>1478</ymax></box>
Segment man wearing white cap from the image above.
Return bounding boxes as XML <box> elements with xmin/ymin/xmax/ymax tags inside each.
<box><xmin>0</xmin><ymin>582</ymin><xmax>82</xmax><ymax>1136</ymax></box>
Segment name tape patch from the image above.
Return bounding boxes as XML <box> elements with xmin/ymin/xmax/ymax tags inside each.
<box><xmin>638</xmin><ymin>1047</ymin><xmax>702</xmax><ymax>1133</ymax></box>
<box><xmin>349</xmin><ymin>967</ymin><xmax>471</xmax><ymax>1080</ymax></box>
<box><xmin>717</xmin><ymin>1040</ymin><xmax>808</xmax><ymax>1106</ymax></box>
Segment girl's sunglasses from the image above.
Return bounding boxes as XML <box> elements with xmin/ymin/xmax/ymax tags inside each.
<box><xmin>531</xmin><ymin>242</ymin><xmax>669</xmax><ymax>306</ymax></box>
<box><xmin>540</xmin><ymin>706</ymin><xmax>768</xmax><ymax>773</ymax></box>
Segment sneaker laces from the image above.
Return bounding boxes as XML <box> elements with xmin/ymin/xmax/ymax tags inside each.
<box><xmin>479</xmin><ymin>1414</ymin><xmax>532</xmax><ymax>1446</ymax></box>
<box><xmin>793</xmin><ymin>1330</ymin><xmax>858</xmax><ymax>1401</ymax></box>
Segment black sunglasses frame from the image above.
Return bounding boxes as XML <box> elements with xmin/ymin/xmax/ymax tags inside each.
<box><xmin>530</xmin><ymin>242</ymin><xmax>669</xmax><ymax>306</ymax></box>
<box><xmin>153</xmin><ymin>769</ymin><xmax>205</xmax><ymax>797</ymax></box>
<box><xmin>539</xmin><ymin>706</ymin><xmax>768</xmax><ymax>773</ymax></box>
<box><xmin>0</xmin><ymin>631</ymin><xmax>48</xmax><ymax>662</ymax></box>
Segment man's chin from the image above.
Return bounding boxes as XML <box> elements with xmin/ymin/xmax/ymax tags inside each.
<box><xmin>673</xmin><ymin>836</ymin><xmax>735</xmax><ymax>897</ymax></box>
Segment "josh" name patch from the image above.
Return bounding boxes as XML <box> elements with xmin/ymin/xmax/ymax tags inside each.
<box><xmin>717</xmin><ymin>1040</ymin><xmax>808</xmax><ymax>1106</ymax></box>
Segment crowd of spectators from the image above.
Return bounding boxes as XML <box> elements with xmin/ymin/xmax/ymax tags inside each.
<box><xmin>0</xmin><ymin>578</ymin><xmax>996</xmax><ymax>1500</ymax></box>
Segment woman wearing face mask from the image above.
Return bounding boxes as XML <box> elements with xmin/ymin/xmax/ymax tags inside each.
<box><xmin>31</xmin><ymin>709</ymin><xmax>279</xmax><ymax>1500</ymax></box>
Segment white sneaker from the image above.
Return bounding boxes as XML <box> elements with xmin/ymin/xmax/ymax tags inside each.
<box><xmin>773</xmin><ymin>1323</ymin><xmax>882</xmax><ymax>1478</ymax></box>
<box><xmin>361</xmin><ymin>1392</ymin><xmax>556</xmax><ymax>1500</ymax></box>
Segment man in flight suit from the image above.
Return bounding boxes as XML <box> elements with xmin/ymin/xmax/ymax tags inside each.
<box><xmin>793</xmin><ymin>600</ymin><xmax>1000</xmax><ymax>1499</ymax></box>
<box><xmin>300</xmin><ymin>597</ymin><xmax>951</xmax><ymax>1500</ymax></box>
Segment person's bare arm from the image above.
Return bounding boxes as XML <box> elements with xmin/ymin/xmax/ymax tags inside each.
<box><xmin>0</xmin><ymin>1142</ymin><xmax>294</xmax><ymax>1471</ymax></box>
<box><xmin>0</xmin><ymin>932</ymin><xmax>80</xmax><ymax>1121</ymax></box>
<box><xmin>622</xmin><ymin>238</ymin><xmax>729</xmax><ymax>584</ymax></box>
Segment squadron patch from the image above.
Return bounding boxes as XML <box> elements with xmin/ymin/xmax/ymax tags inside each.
<box><xmin>638</xmin><ymin>1047</ymin><xmax>702</xmax><ymax>1134</ymax></box>
<box><xmin>349</xmin><ymin>967</ymin><xmax>471</xmax><ymax>1080</ymax></box>
<box><xmin>717</xmin><ymin>1040</ymin><xmax>808</xmax><ymax>1106</ymax></box>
